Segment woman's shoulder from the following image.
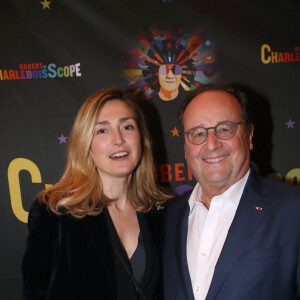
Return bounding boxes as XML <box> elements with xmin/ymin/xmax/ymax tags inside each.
<box><xmin>26</xmin><ymin>199</ymin><xmax>92</xmax><ymax>246</ymax></box>
<box><xmin>27</xmin><ymin>198</ymin><xmax>66</xmax><ymax>232</ymax></box>
<box><xmin>29</xmin><ymin>198</ymin><xmax>57</xmax><ymax>219</ymax></box>
<box><xmin>142</xmin><ymin>205</ymin><xmax>167</xmax><ymax>232</ymax></box>
<box><xmin>145</xmin><ymin>203</ymin><xmax>167</xmax><ymax>217</ymax></box>
<box><xmin>28</xmin><ymin>199</ymin><xmax>89</xmax><ymax>226</ymax></box>
<box><xmin>28</xmin><ymin>199</ymin><xmax>57</xmax><ymax>228</ymax></box>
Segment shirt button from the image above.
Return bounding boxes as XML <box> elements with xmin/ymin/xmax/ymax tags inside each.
<box><xmin>201</xmin><ymin>253</ymin><xmax>206</xmax><ymax>256</ymax></box>
<box><xmin>196</xmin><ymin>286</ymin><xmax>200</xmax><ymax>291</ymax></box>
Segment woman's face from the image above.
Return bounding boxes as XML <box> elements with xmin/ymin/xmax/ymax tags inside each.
<box><xmin>90</xmin><ymin>100</ymin><xmax>142</xmax><ymax>182</ymax></box>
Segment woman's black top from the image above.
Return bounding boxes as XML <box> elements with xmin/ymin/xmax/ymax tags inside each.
<box><xmin>104</xmin><ymin>208</ymin><xmax>148</xmax><ymax>300</ymax></box>
<box><xmin>22</xmin><ymin>200</ymin><xmax>164</xmax><ymax>300</ymax></box>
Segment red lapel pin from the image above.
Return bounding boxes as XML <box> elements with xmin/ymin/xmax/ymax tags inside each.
<box><xmin>256</xmin><ymin>206</ymin><xmax>263</xmax><ymax>211</ymax></box>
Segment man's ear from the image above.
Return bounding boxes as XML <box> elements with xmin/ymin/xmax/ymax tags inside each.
<box><xmin>248</xmin><ymin>125</ymin><xmax>254</xmax><ymax>150</ymax></box>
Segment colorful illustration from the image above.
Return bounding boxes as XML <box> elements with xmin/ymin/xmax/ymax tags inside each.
<box><xmin>122</xmin><ymin>28</ymin><xmax>219</xmax><ymax>101</ymax></box>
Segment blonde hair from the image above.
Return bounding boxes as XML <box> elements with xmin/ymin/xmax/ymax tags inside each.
<box><xmin>39</xmin><ymin>88</ymin><xmax>171</xmax><ymax>218</ymax></box>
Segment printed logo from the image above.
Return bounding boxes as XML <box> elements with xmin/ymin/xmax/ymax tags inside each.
<box><xmin>0</xmin><ymin>62</ymin><xmax>82</xmax><ymax>80</ymax></box>
<box><xmin>261</xmin><ymin>44</ymin><xmax>300</xmax><ymax>64</ymax></box>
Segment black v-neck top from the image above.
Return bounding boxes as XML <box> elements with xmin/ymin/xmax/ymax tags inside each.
<box><xmin>130</xmin><ymin>232</ymin><xmax>146</xmax><ymax>284</ymax></box>
<box><xmin>104</xmin><ymin>208</ymin><xmax>149</xmax><ymax>300</ymax></box>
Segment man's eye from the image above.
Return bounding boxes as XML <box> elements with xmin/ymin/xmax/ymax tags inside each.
<box><xmin>220</xmin><ymin>127</ymin><xmax>230</xmax><ymax>132</ymax></box>
<box><xmin>193</xmin><ymin>131</ymin><xmax>205</xmax><ymax>138</ymax></box>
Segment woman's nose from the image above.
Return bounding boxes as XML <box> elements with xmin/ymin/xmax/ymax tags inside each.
<box><xmin>112</xmin><ymin>129</ymin><xmax>125</xmax><ymax>146</ymax></box>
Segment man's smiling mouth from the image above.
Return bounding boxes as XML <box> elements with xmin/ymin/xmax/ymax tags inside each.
<box><xmin>203</xmin><ymin>155</ymin><xmax>229</xmax><ymax>163</ymax></box>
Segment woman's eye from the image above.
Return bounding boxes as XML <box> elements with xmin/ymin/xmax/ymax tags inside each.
<box><xmin>96</xmin><ymin>128</ymin><xmax>107</xmax><ymax>135</ymax></box>
<box><xmin>124</xmin><ymin>124</ymin><xmax>134</xmax><ymax>130</ymax></box>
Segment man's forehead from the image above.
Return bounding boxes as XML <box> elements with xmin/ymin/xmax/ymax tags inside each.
<box><xmin>187</xmin><ymin>91</ymin><xmax>240</xmax><ymax>110</ymax></box>
<box><xmin>183</xmin><ymin>90</ymin><xmax>242</xmax><ymax>125</ymax></box>
<box><xmin>192</xmin><ymin>90</ymin><xmax>236</xmax><ymax>101</ymax></box>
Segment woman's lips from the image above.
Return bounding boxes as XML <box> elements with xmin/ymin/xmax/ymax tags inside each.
<box><xmin>109</xmin><ymin>151</ymin><xmax>129</xmax><ymax>158</ymax></box>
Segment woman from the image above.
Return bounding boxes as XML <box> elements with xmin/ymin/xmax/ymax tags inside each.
<box><xmin>22</xmin><ymin>88</ymin><xmax>170</xmax><ymax>300</ymax></box>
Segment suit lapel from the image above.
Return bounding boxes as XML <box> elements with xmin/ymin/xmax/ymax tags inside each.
<box><xmin>82</xmin><ymin>209</ymin><xmax>117</xmax><ymax>296</ymax></box>
<box><xmin>206</xmin><ymin>170</ymin><xmax>270</xmax><ymax>300</ymax></box>
<box><xmin>175</xmin><ymin>192</ymin><xmax>195</xmax><ymax>300</ymax></box>
<box><xmin>138</xmin><ymin>212</ymin><xmax>154</xmax><ymax>289</ymax></box>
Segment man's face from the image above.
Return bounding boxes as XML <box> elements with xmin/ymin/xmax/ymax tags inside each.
<box><xmin>183</xmin><ymin>90</ymin><xmax>253</xmax><ymax>194</ymax></box>
<box><xmin>158</xmin><ymin>64</ymin><xmax>182</xmax><ymax>92</ymax></box>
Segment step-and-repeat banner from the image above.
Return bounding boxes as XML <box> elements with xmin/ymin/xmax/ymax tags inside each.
<box><xmin>0</xmin><ymin>0</ymin><xmax>299</xmax><ymax>298</ymax></box>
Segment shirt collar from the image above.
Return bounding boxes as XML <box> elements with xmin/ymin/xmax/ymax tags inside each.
<box><xmin>188</xmin><ymin>182</ymin><xmax>202</xmax><ymax>214</ymax></box>
<box><xmin>188</xmin><ymin>170</ymin><xmax>250</xmax><ymax>214</ymax></box>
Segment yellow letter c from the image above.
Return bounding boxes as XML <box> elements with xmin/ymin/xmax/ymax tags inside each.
<box><xmin>8</xmin><ymin>158</ymin><xmax>42</xmax><ymax>223</ymax></box>
<box><xmin>261</xmin><ymin>44</ymin><xmax>271</xmax><ymax>64</ymax></box>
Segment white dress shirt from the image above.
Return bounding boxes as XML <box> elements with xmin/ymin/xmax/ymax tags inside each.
<box><xmin>187</xmin><ymin>171</ymin><xmax>250</xmax><ymax>300</ymax></box>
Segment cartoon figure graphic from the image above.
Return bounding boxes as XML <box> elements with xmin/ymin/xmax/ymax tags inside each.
<box><xmin>123</xmin><ymin>28</ymin><xmax>219</xmax><ymax>102</ymax></box>
<box><xmin>157</xmin><ymin>63</ymin><xmax>182</xmax><ymax>101</ymax></box>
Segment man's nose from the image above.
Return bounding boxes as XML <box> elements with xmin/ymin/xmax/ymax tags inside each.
<box><xmin>204</xmin><ymin>130</ymin><xmax>222</xmax><ymax>151</ymax></box>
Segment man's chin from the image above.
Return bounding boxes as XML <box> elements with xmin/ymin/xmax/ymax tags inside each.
<box><xmin>202</xmin><ymin>172</ymin><xmax>232</xmax><ymax>187</ymax></box>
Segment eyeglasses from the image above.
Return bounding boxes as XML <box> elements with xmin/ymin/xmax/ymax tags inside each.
<box><xmin>159</xmin><ymin>64</ymin><xmax>182</xmax><ymax>76</ymax></box>
<box><xmin>182</xmin><ymin>121</ymin><xmax>242</xmax><ymax>145</ymax></box>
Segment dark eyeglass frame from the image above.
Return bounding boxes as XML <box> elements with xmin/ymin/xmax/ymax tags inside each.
<box><xmin>182</xmin><ymin>121</ymin><xmax>242</xmax><ymax>145</ymax></box>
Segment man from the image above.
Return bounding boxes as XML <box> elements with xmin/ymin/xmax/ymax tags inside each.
<box><xmin>163</xmin><ymin>83</ymin><xmax>300</xmax><ymax>300</ymax></box>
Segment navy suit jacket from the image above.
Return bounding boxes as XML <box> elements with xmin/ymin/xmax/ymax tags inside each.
<box><xmin>163</xmin><ymin>170</ymin><xmax>300</xmax><ymax>300</ymax></box>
